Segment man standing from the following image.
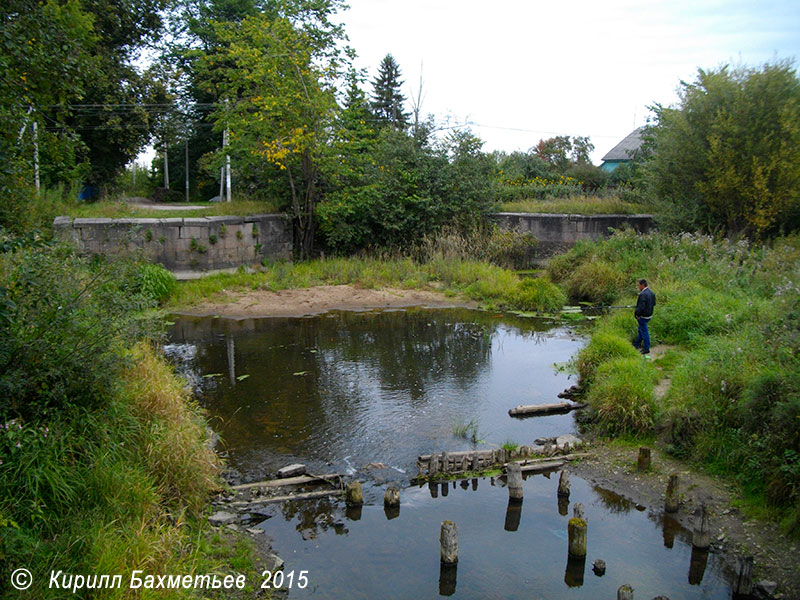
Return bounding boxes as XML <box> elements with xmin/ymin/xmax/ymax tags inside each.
<box><xmin>633</xmin><ymin>279</ymin><xmax>656</xmax><ymax>355</ymax></box>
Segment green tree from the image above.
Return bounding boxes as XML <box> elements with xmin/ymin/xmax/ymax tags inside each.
<box><xmin>370</xmin><ymin>54</ymin><xmax>409</xmax><ymax>129</ymax></box>
<box><xmin>0</xmin><ymin>0</ymin><xmax>95</xmax><ymax>229</ymax></box>
<box><xmin>196</xmin><ymin>2</ymin><xmax>347</xmax><ymax>257</ymax></box>
<box><xmin>646</xmin><ymin>62</ymin><xmax>800</xmax><ymax>238</ymax></box>
<box><xmin>533</xmin><ymin>135</ymin><xmax>595</xmax><ymax>173</ymax></box>
<box><xmin>318</xmin><ymin>125</ymin><xmax>497</xmax><ymax>253</ymax></box>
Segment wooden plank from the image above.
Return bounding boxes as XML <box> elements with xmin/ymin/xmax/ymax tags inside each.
<box><xmin>230</xmin><ymin>474</ymin><xmax>342</xmax><ymax>491</ymax></box>
<box><xmin>508</xmin><ymin>402</ymin><xmax>586</xmax><ymax>417</ymax></box>
<box><xmin>518</xmin><ymin>460</ymin><xmax>565</xmax><ymax>473</ymax></box>
<box><xmin>229</xmin><ymin>489</ymin><xmax>343</xmax><ymax>506</ymax></box>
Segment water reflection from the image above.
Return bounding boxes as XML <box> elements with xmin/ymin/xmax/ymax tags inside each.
<box><xmin>504</xmin><ymin>499</ymin><xmax>523</xmax><ymax>532</ymax></box>
<box><xmin>253</xmin><ymin>473</ymin><xmax>732</xmax><ymax>599</ymax></box>
<box><xmin>166</xmin><ymin>309</ymin><xmax>585</xmax><ymax>481</ymax></box>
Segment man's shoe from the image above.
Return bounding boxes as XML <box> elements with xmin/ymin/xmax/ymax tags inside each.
<box><xmin>639</xmin><ymin>348</ymin><xmax>650</xmax><ymax>355</ymax></box>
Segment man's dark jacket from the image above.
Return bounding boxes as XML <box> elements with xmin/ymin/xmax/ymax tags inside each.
<box><xmin>635</xmin><ymin>287</ymin><xmax>656</xmax><ymax>319</ymax></box>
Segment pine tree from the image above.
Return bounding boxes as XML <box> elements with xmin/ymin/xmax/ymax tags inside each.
<box><xmin>370</xmin><ymin>54</ymin><xmax>409</xmax><ymax>129</ymax></box>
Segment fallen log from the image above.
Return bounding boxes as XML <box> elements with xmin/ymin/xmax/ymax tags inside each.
<box><xmin>518</xmin><ymin>460</ymin><xmax>565</xmax><ymax>473</ymax></box>
<box><xmin>508</xmin><ymin>402</ymin><xmax>586</xmax><ymax>417</ymax></box>
<box><xmin>230</xmin><ymin>473</ymin><xmax>342</xmax><ymax>491</ymax></box>
<box><xmin>228</xmin><ymin>489</ymin><xmax>343</xmax><ymax>506</ymax></box>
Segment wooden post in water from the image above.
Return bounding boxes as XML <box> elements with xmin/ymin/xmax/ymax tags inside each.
<box><xmin>507</xmin><ymin>462</ymin><xmax>523</xmax><ymax>502</ymax></box>
<box><xmin>345</xmin><ymin>481</ymin><xmax>363</xmax><ymax>506</ymax></box>
<box><xmin>665</xmin><ymin>473</ymin><xmax>680</xmax><ymax>513</ymax></box>
<box><xmin>617</xmin><ymin>584</ymin><xmax>634</xmax><ymax>600</ymax></box>
<box><xmin>558</xmin><ymin>469</ymin><xmax>571</xmax><ymax>498</ymax></box>
<box><xmin>384</xmin><ymin>486</ymin><xmax>400</xmax><ymax>507</ymax></box>
<box><xmin>733</xmin><ymin>556</ymin><xmax>753</xmax><ymax>596</ymax></box>
<box><xmin>568</xmin><ymin>517</ymin><xmax>587</xmax><ymax>557</ymax></box>
<box><xmin>573</xmin><ymin>503</ymin><xmax>585</xmax><ymax>521</ymax></box>
<box><xmin>440</xmin><ymin>521</ymin><xmax>458</xmax><ymax>565</ymax></box>
<box><xmin>429</xmin><ymin>453</ymin><xmax>439</xmax><ymax>476</ymax></box>
<box><xmin>637</xmin><ymin>446</ymin><xmax>651</xmax><ymax>471</ymax></box>
<box><xmin>471</xmin><ymin>452</ymin><xmax>480</xmax><ymax>472</ymax></box>
<box><xmin>692</xmin><ymin>504</ymin><xmax>710</xmax><ymax>549</ymax></box>
<box><xmin>441</xmin><ymin>451</ymin><xmax>450</xmax><ymax>474</ymax></box>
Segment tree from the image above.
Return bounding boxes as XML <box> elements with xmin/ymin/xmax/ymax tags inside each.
<box><xmin>646</xmin><ymin>62</ymin><xmax>800</xmax><ymax>238</ymax></box>
<box><xmin>370</xmin><ymin>54</ymin><xmax>409</xmax><ymax>129</ymax></box>
<box><xmin>196</xmin><ymin>2</ymin><xmax>348</xmax><ymax>257</ymax></box>
<box><xmin>0</xmin><ymin>0</ymin><xmax>95</xmax><ymax>229</ymax></box>
<box><xmin>532</xmin><ymin>135</ymin><xmax>595</xmax><ymax>173</ymax></box>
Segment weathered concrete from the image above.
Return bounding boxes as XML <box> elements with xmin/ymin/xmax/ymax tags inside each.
<box><xmin>53</xmin><ymin>214</ymin><xmax>292</xmax><ymax>274</ymax></box>
<box><xmin>492</xmin><ymin>213</ymin><xmax>654</xmax><ymax>257</ymax></box>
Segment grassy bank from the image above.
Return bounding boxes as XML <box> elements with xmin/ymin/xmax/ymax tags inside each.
<box><xmin>7</xmin><ymin>186</ymin><xmax>281</xmax><ymax>233</ymax></box>
<box><xmin>499</xmin><ymin>194</ymin><xmax>652</xmax><ymax>215</ymax></box>
<box><xmin>548</xmin><ymin>230</ymin><xmax>800</xmax><ymax>533</ymax></box>
<box><xmin>64</xmin><ymin>199</ymin><xmax>281</xmax><ymax>219</ymax></box>
<box><xmin>0</xmin><ymin>244</ymin><xmax>261</xmax><ymax>598</ymax></box>
<box><xmin>167</xmin><ymin>255</ymin><xmax>567</xmax><ymax>314</ymax></box>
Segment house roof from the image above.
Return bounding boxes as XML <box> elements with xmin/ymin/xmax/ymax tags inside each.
<box><xmin>601</xmin><ymin>127</ymin><xmax>645</xmax><ymax>162</ymax></box>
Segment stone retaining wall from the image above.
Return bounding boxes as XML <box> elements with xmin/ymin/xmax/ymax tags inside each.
<box><xmin>52</xmin><ymin>212</ymin><xmax>654</xmax><ymax>274</ymax></box>
<box><xmin>53</xmin><ymin>214</ymin><xmax>292</xmax><ymax>275</ymax></box>
<box><xmin>493</xmin><ymin>213</ymin><xmax>655</xmax><ymax>256</ymax></box>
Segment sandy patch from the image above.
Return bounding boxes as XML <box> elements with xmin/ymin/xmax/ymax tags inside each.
<box><xmin>179</xmin><ymin>284</ymin><xmax>478</xmax><ymax>318</ymax></box>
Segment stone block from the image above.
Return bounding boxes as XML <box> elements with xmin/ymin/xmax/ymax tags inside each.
<box><xmin>180</xmin><ymin>225</ymin><xmax>209</xmax><ymax>240</ymax></box>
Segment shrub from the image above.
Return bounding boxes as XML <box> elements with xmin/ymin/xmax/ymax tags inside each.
<box><xmin>576</xmin><ymin>331</ymin><xmax>640</xmax><ymax>383</ymax></box>
<box><xmin>563</xmin><ymin>259</ymin><xmax>626</xmax><ymax>304</ymax></box>
<box><xmin>0</xmin><ymin>244</ymin><xmax>158</xmax><ymax>420</ymax></box>
<box><xmin>135</xmin><ymin>262</ymin><xmax>177</xmax><ymax>305</ymax></box>
<box><xmin>511</xmin><ymin>277</ymin><xmax>567</xmax><ymax>312</ymax></box>
<box><xmin>587</xmin><ymin>357</ymin><xmax>656</xmax><ymax>435</ymax></box>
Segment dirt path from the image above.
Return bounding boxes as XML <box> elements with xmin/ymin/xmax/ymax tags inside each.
<box><xmin>179</xmin><ymin>284</ymin><xmax>478</xmax><ymax>318</ymax></box>
<box><xmin>571</xmin><ymin>441</ymin><xmax>798</xmax><ymax>598</ymax></box>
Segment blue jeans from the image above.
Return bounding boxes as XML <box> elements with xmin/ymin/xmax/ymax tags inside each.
<box><xmin>634</xmin><ymin>317</ymin><xmax>650</xmax><ymax>352</ymax></box>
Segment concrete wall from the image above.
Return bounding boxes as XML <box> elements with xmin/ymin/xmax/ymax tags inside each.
<box><xmin>53</xmin><ymin>214</ymin><xmax>292</xmax><ymax>276</ymax></box>
<box><xmin>492</xmin><ymin>212</ymin><xmax>655</xmax><ymax>257</ymax></box>
<box><xmin>52</xmin><ymin>212</ymin><xmax>653</xmax><ymax>274</ymax></box>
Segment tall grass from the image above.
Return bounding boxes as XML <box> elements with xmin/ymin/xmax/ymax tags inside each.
<box><xmin>168</xmin><ymin>255</ymin><xmax>567</xmax><ymax>314</ymax></box>
<box><xmin>0</xmin><ymin>242</ymin><xmax>257</xmax><ymax>597</ymax></box>
<box><xmin>563</xmin><ymin>230</ymin><xmax>800</xmax><ymax>533</ymax></box>
<box><xmin>500</xmin><ymin>194</ymin><xmax>653</xmax><ymax>215</ymax></box>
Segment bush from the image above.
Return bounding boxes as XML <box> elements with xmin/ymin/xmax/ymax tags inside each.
<box><xmin>135</xmin><ymin>261</ymin><xmax>177</xmax><ymax>305</ymax></box>
<box><xmin>563</xmin><ymin>259</ymin><xmax>626</xmax><ymax>304</ymax></box>
<box><xmin>646</xmin><ymin>62</ymin><xmax>800</xmax><ymax>239</ymax></box>
<box><xmin>576</xmin><ymin>330</ymin><xmax>640</xmax><ymax>383</ymax></box>
<box><xmin>511</xmin><ymin>277</ymin><xmax>567</xmax><ymax>312</ymax></box>
<box><xmin>587</xmin><ymin>357</ymin><xmax>657</xmax><ymax>435</ymax></box>
<box><xmin>0</xmin><ymin>244</ymin><xmax>159</xmax><ymax>420</ymax></box>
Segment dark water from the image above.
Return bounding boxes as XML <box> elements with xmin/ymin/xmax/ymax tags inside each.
<box><xmin>165</xmin><ymin>308</ymin><xmax>732</xmax><ymax>599</ymax></box>
<box><xmin>166</xmin><ymin>309</ymin><xmax>584</xmax><ymax>484</ymax></box>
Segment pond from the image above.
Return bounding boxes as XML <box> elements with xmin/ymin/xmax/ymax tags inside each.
<box><xmin>166</xmin><ymin>308</ymin><xmax>733</xmax><ymax>599</ymax></box>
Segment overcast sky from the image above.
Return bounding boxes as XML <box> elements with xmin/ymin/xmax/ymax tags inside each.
<box><xmin>340</xmin><ymin>0</ymin><xmax>800</xmax><ymax>163</ymax></box>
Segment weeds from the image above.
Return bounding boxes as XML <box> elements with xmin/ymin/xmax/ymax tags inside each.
<box><xmin>452</xmin><ymin>419</ymin><xmax>481</xmax><ymax>444</ymax></box>
<box><xmin>561</xmin><ymin>230</ymin><xmax>800</xmax><ymax>534</ymax></box>
<box><xmin>500</xmin><ymin>194</ymin><xmax>652</xmax><ymax>215</ymax></box>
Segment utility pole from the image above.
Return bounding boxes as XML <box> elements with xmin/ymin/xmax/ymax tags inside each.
<box><xmin>224</xmin><ymin>126</ymin><xmax>231</xmax><ymax>202</ymax></box>
<box><xmin>33</xmin><ymin>121</ymin><xmax>40</xmax><ymax>195</ymax></box>
<box><xmin>163</xmin><ymin>138</ymin><xmax>169</xmax><ymax>189</ymax></box>
<box><xmin>185</xmin><ymin>138</ymin><xmax>189</xmax><ymax>202</ymax></box>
